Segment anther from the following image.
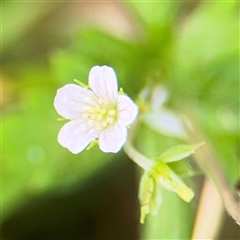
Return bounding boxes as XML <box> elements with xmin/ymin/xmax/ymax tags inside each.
<box><xmin>103</xmin><ymin>99</ymin><xmax>109</xmax><ymax>105</ymax></box>
<box><xmin>88</xmin><ymin>120</ymin><xmax>94</xmax><ymax>126</ymax></box>
<box><xmin>106</xmin><ymin>117</ymin><xmax>113</xmax><ymax>124</ymax></box>
<box><xmin>87</xmin><ymin>106</ymin><xmax>94</xmax><ymax>112</ymax></box>
<box><xmin>100</xmin><ymin>109</ymin><xmax>106</xmax><ymax>114</ymax></box>
<box><xmin>98</xmin><ymin>98</ymin><xmax>104</xmax><ymax>105</ymax></box>
<box><xmin>97</xmin><ymin>114</ymin><xmax>102</xmax><ymax>120</ymax></box>
<box><xmin>95</xmin><ymin>123</ymin><xmax>102</xmax><ymax>130</ymax></box>
<box><xmin>90</xmin><ymin>114</ymin><xmax>97</xmax><ymax>119</ymax></box>
<box><xmin>108</xmin><ymin>110</ymin><xmax>115</xmax><ymax>116</ymax></box>
<box><xmin>101</xmin><ymin>121</ymin><xmax>107</xmax><ymax>127</ymax></box>
<box><xmin>95</xmin><ymin>105</ymin><xmax>101</xmax><ymax>111</ymax></box>
<box><xmin>82</xmin><ymin>113</ymin><xmax>89</xmax><ymax>119</ymax></box>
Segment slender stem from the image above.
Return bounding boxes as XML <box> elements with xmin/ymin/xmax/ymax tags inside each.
<box><xmin>185</xmin><ymin>118</ymin><xmax>240</xmax><ymax>225</ymax></box>
<box><xmin>194</xmin><ymin>142</ymin><xmax>240</xmax><ymax>225</ymax></box>
<box><xmin>124</xmin><ymin>120</ymin><xmax>153</xmax><ymax>171</ymax></box>
<box><xmin>192</xmin><ymin>178</ymin><xmax>225</xmax><ymax>239</ymax></box>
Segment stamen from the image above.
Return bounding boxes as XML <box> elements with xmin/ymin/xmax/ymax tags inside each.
<box><xmin>82</xmin><ymin>113</ymin><xmax>89</xmax><ymax>119</ymax></box>
<box><xmin>91</xmin><ymin>114</ymin><xmax>97</xmax><ymax>119</ymax></box>
<box><xmin>100</xmin><ymin>109</ymin><xmax>106</xmax><ymax>114</ymax></box>
<box><xmin>97</xmin><ymin>114</ymin><xmax>102</xmax><ymax>120</ymax></box>
<box><xmin>101</xmin><ymin>121</ymin><xmax>107</xmax><ymax>127</ymax></box>
<box><xmin>84</xmin><ymin>101</ymin><xmax>116</xmax><ymax>128</ymax></box>
<box><xmin>88</xmin><ymin>120</ymin><xmax>94</xmax><ymax>126</ymax></box>
<box><xmin>108</xmin><ymin>110</ymin><xmax>115</xmax><ymax>116</ymax></box>
<box><xmin>103</xmin><ymin>99</ymin><xmax>109</xmax><ymax>105</ymax></box>
<box><xmin>95</xmin><ymin>123</ymin><xmax>102</xmax><ymax>130</ymax></box>
<box><xmin>87</xmin><ymin>106</ymin><xmax>95</xmax><ymax>112</ymax></box>
<box><xmin>106</xmin><ymin>117</ymin><xmax>113</xmax><ymax>124</ymax></box>
<box><xmin>95</xmin><ymin>105</ymin><xmax>101</xmax><ymax>111</ymax></box>
<box><xmin>98</xmin><ymin>98</ymin><xmax>104</xmax><ymax>105</ymax></box>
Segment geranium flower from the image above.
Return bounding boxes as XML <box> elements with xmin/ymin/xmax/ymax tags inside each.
<box><xmin>54</xmin><ymin>66</ymin><xmax>138</xmax><ymax>154</ymax></box>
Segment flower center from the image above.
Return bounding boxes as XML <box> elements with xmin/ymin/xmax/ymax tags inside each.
<box><xmin>82</xmin><ymin>98</ymin><xmax>118</xmax><ymax>129</ymax></box>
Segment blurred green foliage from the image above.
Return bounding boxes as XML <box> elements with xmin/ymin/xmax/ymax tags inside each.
<box><xmin>2</xmin><ymin>1</ymin><xmax>239</xmax><ymax>239</ymax></box>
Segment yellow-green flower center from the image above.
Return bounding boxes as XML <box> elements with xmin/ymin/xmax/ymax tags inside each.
<box><xmin>82</xmin><ymin>97</ymin><xmax>118</xmax><ymax>129</ymax></box>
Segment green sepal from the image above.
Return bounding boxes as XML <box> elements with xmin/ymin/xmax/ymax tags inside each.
<box><xmin>139</xmin><ymin>172</ymin><xmax>162</xmax><ymax>224</ymax></box>
<box><xmin>57</xmin><ymin>117</ymin><xmax>68</xmax><ymax>122</ymax></box>
<box><xmin>73</xmin><ymin>79</ymin><xmax>89</xmax><ymax>88</ymax></box>
<box><xmin>86</xmin><ymin>140</ymin><xmax>98</xmax><ymax>150</ymax></box>
<box><xmin>158</xmin><ymin>169</ymin><xmax>194</xmax><ymax>202</ymax></box>
<box><xmin>138</xmin><ymin>142</ymin><xmax>202</xmax><ymax>223</ymax></box>
<box><xmin>151</xmin><ymin>161</ymin><xmax>194</xmax><ymax>203</ymax></box>
<box><xmin>149</xmin><ymin>178</ymin><xmax>162</xmax><ymax>215</ymax></box>
<box><xmin>119</xmin><ymin>87</ymin><xmax>125</xmax><ymax>95</ymax></box>
<box><xmin>156</xmin><ymin>142</ymin><xmax>205</xmax><ymax>163</ymax></box>
<box><xmin>168</xmin><ymin>161</ymin><xmax>202</xmax><ymax>177</ymax></box>
<box><xmin>169</xmin><ymin>161</ymin><xmax>193</xmax><ymax>176</ymax></box>
<box><xmin>139</xmin><ymin>172</ymin><xmax>154</xmax><ymax>224</ymax></box>
<box><xmin>150</xmin><ymin>161</ymin><xmax>171</xmax><ymax>181</ymax></box>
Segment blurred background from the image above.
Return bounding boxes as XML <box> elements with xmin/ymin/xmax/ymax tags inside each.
<box><xmin>2</xmin><ymin>1</ymin><xmax>239</xmax><ymax>239</ymax></box>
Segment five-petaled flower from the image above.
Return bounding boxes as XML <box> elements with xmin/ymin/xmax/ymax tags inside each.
<box><xmin>54</xmin><ymin>66</ymin><xmax>138</xmax><ymax>153</ymax></box>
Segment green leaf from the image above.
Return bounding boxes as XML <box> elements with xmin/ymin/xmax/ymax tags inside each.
<box><xmin>157</xmin><ymin>142</ymin><xmax>204</xmax><ymax>163</ymax></box>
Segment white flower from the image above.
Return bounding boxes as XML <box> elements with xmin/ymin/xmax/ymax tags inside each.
<box><xmin>140</xmin><ymin>85</ymin><xmax>187</xmax><ymax>139</ymax></box>
<box><xmin>54</xmin><ymin>66</ymin><xmax>138</xmax><ymax>154</ymax></box>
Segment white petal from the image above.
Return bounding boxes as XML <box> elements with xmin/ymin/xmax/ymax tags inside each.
<box><xmin>139</xmin><ymin>85</ymin><xmax>168</xmax><ymax>111</ymax></box>
<box><xmin>143</xmin><ymin>110</ymin><xmax>187</xmax><ymax>139</ymax></box>
<box><xmin>54</xmin><ymin>84</ymin><xmax>97</xmax><ymax>119</ymax></box>
<box><xmin>99</xmin><ymin>124</ymin><xmax>127</xmax><ymax>153</ymax></box>
<box><xmin>88</xmin><ymin>66</ymin><xmax>118</xmax><ymax>102</ymax></box>
<box><xmin>117</xmin><ymin>95</ymin><xmax>138</xmax><ymax>126</ymax></box>
<box><xmin>151</xmin><ymin>85</ymin><xmax>168</xmax><ymax>111</ymax></box>
<box><xmin>58</xmin><ymin>119</ymin><xmax>100</xmax><ymax>154</ymax></box>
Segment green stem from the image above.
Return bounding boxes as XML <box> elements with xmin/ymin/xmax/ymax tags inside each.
<box><xmin>124</xmin><ymin>120</ymin><xmax>153</xmax><ymax>171</ymax></box>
